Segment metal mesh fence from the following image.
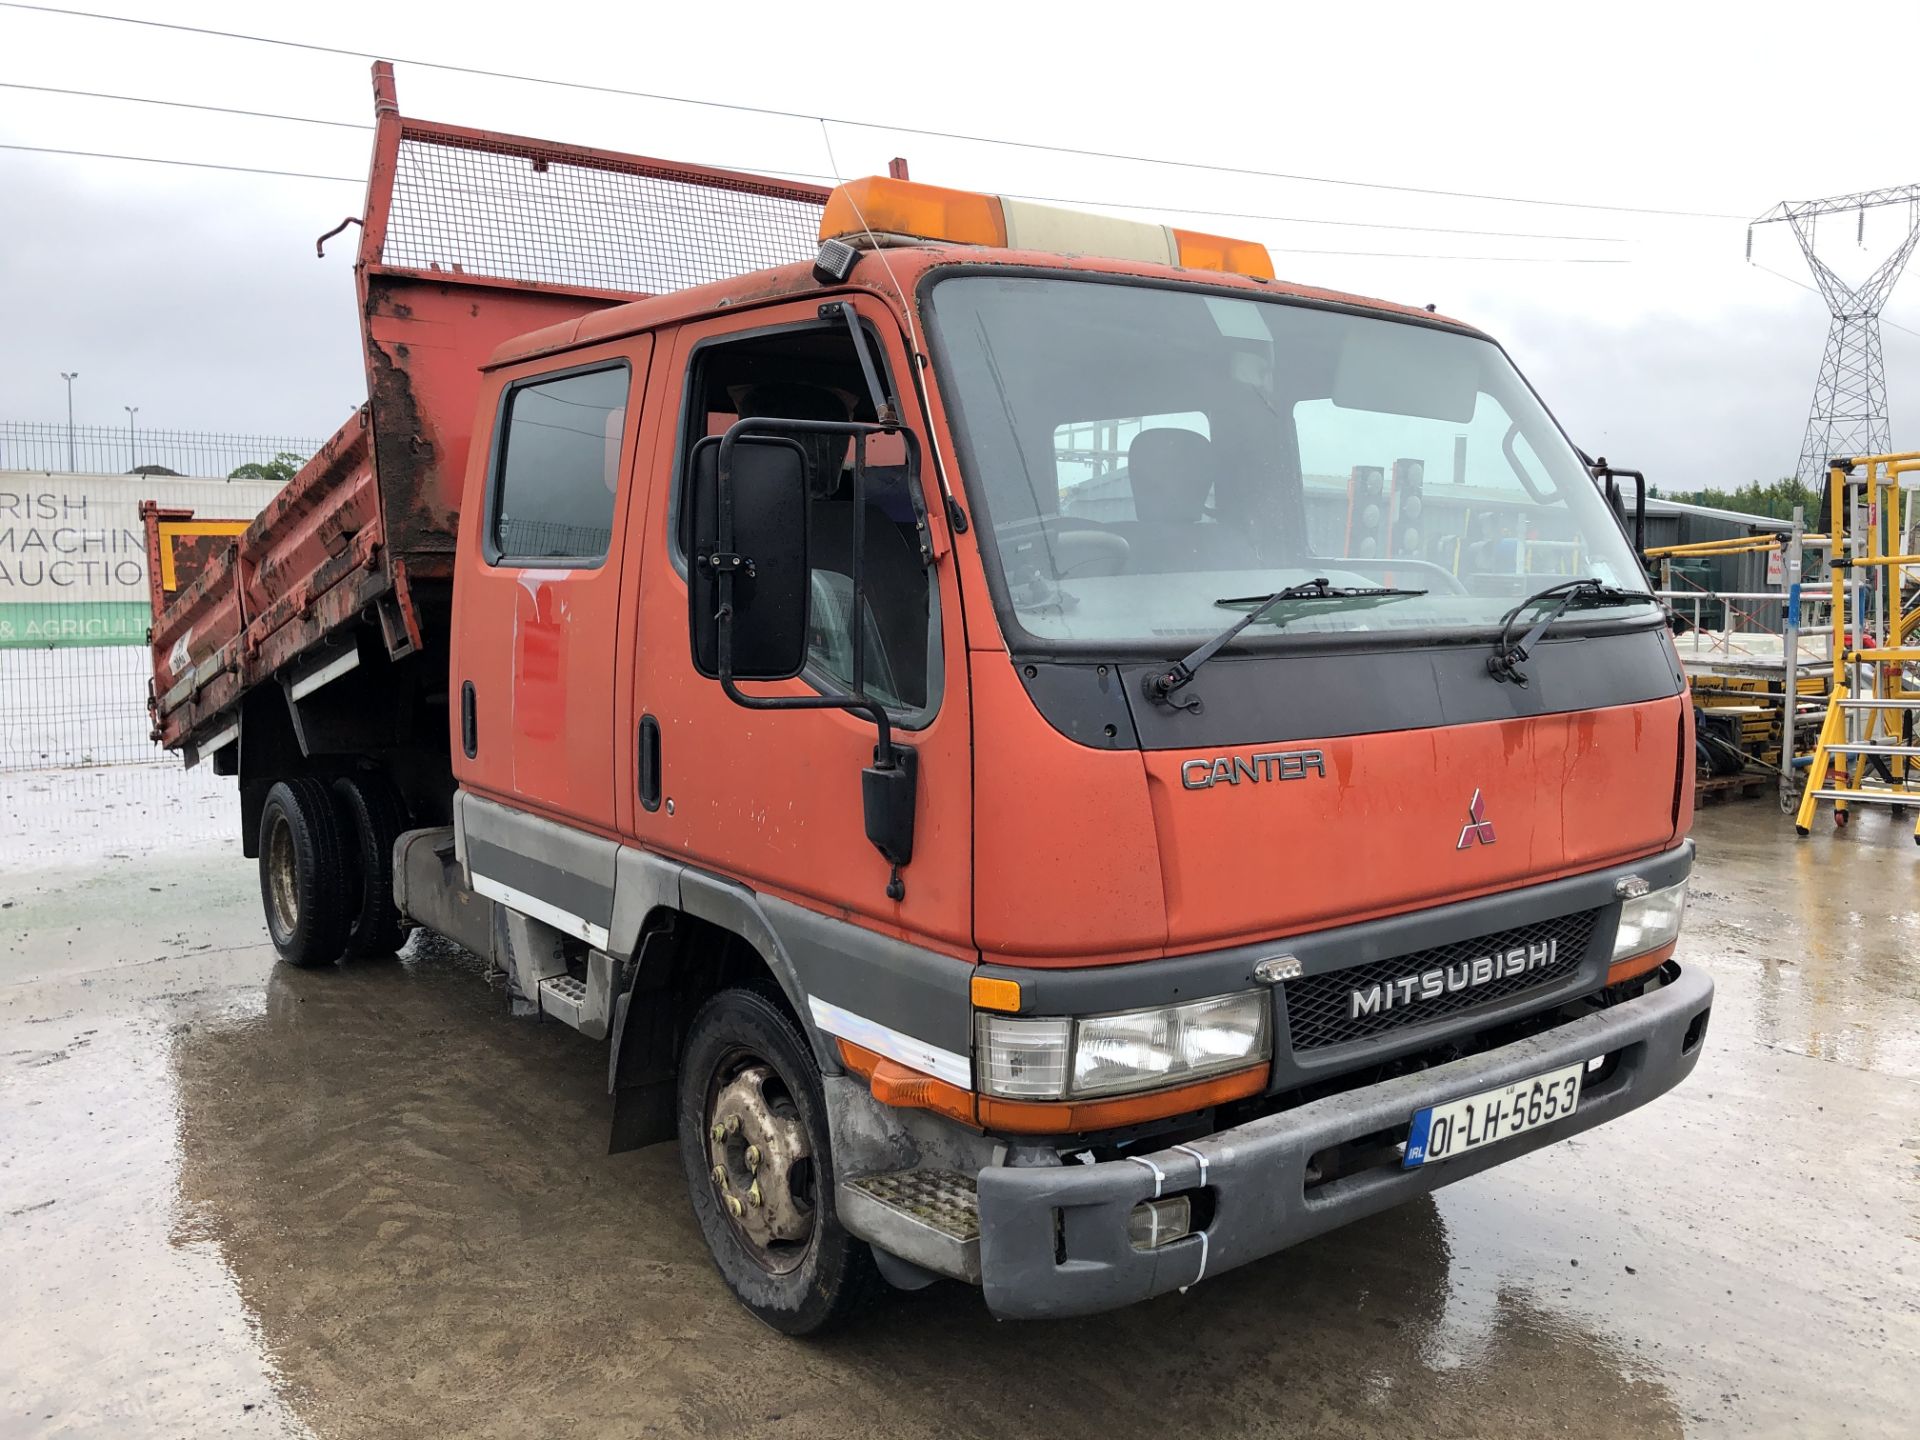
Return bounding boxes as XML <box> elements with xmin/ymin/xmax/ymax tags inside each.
<box><xmin>2</xmin><ymin>465</ymin><xmax>290</xmax><ymax>772</ymax></box>
<box><xmin>384</xmin><ymin>128</ymin><xmax>827</xmax><ymax>295</ymax></box>
<box><xmin>1</xmin><ymin>643</ymin><xmax>155</xmax><ymax>768</ymax></box>
<box><xmin>0</xmin><ymin>423</ymin><xmax>319</xmax><ymax>481</ymax></box>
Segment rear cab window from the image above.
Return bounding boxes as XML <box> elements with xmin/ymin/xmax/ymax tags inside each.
<box><xmin>486</xmin><ymin>364</ymin><xmax>630</xmax><ymax>567</ymax></box>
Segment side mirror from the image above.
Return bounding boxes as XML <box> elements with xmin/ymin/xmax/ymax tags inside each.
<box><xmin>687</xmin><ymin>408</ymin><xmax>924</xmax><ymax>904</ymax></box>
<box><xmin>687</xmin><ymin>433</ymin><xmax>811</xmax><ymax>681</ymax></box>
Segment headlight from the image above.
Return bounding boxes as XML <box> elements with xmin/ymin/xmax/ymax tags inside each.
<box><xmin>976</xmin><ymin>991</ymin><xmax>1270</xmax><ymax>1101</ymax></box>
<box><xmin>1611</xmin><ymin>878</ymin><xmax>1687</xmax><ymax>962</ymax></box>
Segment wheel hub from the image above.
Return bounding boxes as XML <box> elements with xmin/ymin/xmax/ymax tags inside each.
<box><xmin>706</xmin><ymin>1063</ymin><xmax>812</xmax><ymax>1256</ymax></box>
<box><xmin>265</xmin><ymin>812</ymin><xmax>298</xmax><ymax>938</ymax></box>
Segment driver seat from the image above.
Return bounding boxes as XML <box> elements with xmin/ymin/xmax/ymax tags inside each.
<box><xmin>1114</xmin><ymin>428</ymin><xmax>1257</xmax><ymax>573</ymax></box>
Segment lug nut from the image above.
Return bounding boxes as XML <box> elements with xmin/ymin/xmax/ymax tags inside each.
<box><xmin>726</xmin><ymin>1194</ymin><xmax>744</xmax><ymax>1218</ymax></box>
<box><xmin>711</xmin><ymin>1165</ymin><xmax>727</xmax><ymax>1187</ymax></box>
<box><xmin>725</xmin><ymin>1114</ymin><xmax>742</xmax><ymax>1136</ymax></box>
<box><xmin>744</xmin><ymin>1144</ymin><xmax>760</xmax><ymax>1171</ymax></box>
<box><xmin>747</xmin><ymin>1180</ymin><xmax>763</xmax><ymax>1208</ymax></box>
<box><xmin>710</xmin><ymin>1122</ymin><xmax>726</xmax><ymax>1143</ymax></box>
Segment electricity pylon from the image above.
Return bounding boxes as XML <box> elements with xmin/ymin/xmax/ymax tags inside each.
<box><xmin>1750</xmin><ymin>185</ymin><xmax>1920</xmax><ymax>486</ymax></box>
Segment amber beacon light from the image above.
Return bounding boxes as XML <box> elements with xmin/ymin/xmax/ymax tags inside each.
<box><xmin>820</xmin><ymin>176</ymin><xmax>1275</xmax><ymax>280</ymax></box>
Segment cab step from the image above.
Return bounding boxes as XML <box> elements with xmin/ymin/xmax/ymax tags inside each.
<box><xmin>535</xmin><ymin>952</ymin><xmax>616</xmax><ymax>1039</ymax></box>
<box><xmin>839</xmin><ymin>1169</ymin><xmax>981</xmax><ymax>1283</ymax></box>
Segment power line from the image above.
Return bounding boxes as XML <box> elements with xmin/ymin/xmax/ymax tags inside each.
<box><xmin>1267</xmin><ymin>245</ymin><xmax>1625</xmax><ymax>264</ymax></box>
<box><xmin>0</xmin><ymin>2</ymin><xmax>1749</xmax><ymax>221</ymax></box>
<box><xmin>1</xmin><ymin>78</ymin><xmax>1633</xmax><ymax>246</ymax></box>
<box><xmin>0</xmin><ymin>141</ymin><xmax>1630</xmax><ymax>265</ymax></box>
<box><xmin>0</xmin><ymin>80</ymin><xmax>372</xmax><ymax>129</ymax></box>
<box><xmin>1000</xmin><ymin>190</ymin><xmax>1624</xmax><ymax>243</ymax></box>
<box><xmin>1749</xmin><ymin>260</ymin><xmax>1920</xmax><ymax>340</ymax></box>
<box><xmin>0</xmin><ymin>141</ymin><xmax>360</xmax><ymax>183</ymax></box>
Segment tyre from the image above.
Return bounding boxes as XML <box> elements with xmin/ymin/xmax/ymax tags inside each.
<box><xmin>676</xmin><ymin>987</ymin><xmax>880</xmax><ymax>1335</ymax></box>
<box><xmin>331</xmin><ymin>774</ymin><xmax>411</xmax><ymax>956</ymax></box>
<box><xmin>257</xmin><ymin>777</ymin><xmax>354</xmax><ymax>968</ymax></box>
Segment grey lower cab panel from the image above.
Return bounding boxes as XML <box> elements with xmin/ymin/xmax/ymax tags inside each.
<box><xmin>759</xmin><ymin>893</ymin><xmax>976</xmax><ymax>1063</ymax></box>
<box><xmin>973</xmin><ymin>963</ymin><xmax>1713</xmax><ymax>1320</ymax></box>
<box><xmin>455</xmin><ymin>791</ymin><xmax>618</xmax><ymax>945</ymax></box>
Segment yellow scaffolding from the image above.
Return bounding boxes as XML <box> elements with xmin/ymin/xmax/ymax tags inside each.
<box><xmin>1644</xmin><ymin>534</ymin><xmax>1786</xmax><ymax>561</ymax></box>
<box><xmin>1795</xmin><ymin>452</ymin><xmax>1920</xmax><ymax>840</ymax></box>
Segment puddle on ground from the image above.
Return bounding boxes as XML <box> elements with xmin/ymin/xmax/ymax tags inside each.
<box><xmin>0</xmin><ymin>781</ymin><xmax>1915</xmax><ymax>1437</ymax></box>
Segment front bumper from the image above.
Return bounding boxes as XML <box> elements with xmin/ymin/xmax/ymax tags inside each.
<box><xmin>975</xmin><ymin>961</ymin><xmax>1713</xmax><ymax>1320</ymax></box>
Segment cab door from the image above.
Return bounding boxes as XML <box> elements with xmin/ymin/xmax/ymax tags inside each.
<box><xmin>621</xmin><ymin>299</ymin><xmax>971</xmax><ymax>951</ymax></box>
<box><xmin>452</xmin><ymin>338</ymin><xmax>652</xmax><ymax>833</ymax></box>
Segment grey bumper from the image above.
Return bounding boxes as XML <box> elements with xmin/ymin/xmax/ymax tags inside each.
<box><xmin>976</xmin><ymin>963</ymin><xmax>1713</xmax><ymax>1320</ymax></box>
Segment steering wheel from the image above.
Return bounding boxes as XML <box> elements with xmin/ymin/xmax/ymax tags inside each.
<box><xmin>1331</xmin><ymin>554</ymin><xmax>1468</xmax><ymax>595</ymax></box>
<box><xmin>995</xmin><ymin>515</ymin><xmax>1131</xmax><ymax>579</ymax></box>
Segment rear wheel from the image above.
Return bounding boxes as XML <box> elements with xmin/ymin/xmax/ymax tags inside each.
<box><xmin>331</xmin><ymin>774</ymin><xmax>411</xmax><ymax>956</ymax></box>
<box><xmin>676</xmin><ymin>987</ymin><xmax>879</xmax><ymax>1335</ymax></box>
<box><xmin>257</xmin><ymin>778</ymin><xmax>353</xmax><ymax>968</ymax></box>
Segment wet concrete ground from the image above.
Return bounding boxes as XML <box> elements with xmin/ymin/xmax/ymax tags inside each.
<box><xmin>3</xmin><ymin>767</ymin><xmax>1916</xmax><ymax>1438</ymax></box>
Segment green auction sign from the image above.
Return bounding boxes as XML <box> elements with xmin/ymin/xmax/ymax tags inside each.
<box><xmin>0</xmin><ymin>601</ymin><xmax>150</xmax><ymax>648</ymax></box>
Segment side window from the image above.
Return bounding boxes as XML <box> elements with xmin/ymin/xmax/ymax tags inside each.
<box><xmin>1055</xmin><ymin>411</ymin><xmax>1209</xmax><ymax>522</ymax></box>
<box><xmin>677</xmin><ymin>324</ymin><xmax>935</xmax><ymax>720</ymax></box>
<box><xmin>489</xmin><ymin>364</ymin><xmax>629</xmax><ymax>566</ymax></box>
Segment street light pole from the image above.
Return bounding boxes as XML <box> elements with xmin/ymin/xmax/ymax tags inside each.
<box><xmin>123</xmin><ymin>405</ymin><xmax>139</xmax><ymax>472</ymax></box>
<box><xmin>59</xmin><ymin>372</ymin><xmax>78</xmax><ymax>471</ymax></box>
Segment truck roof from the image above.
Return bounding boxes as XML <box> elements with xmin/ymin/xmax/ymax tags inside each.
<box><xmin>486</xmin><ymin>244</ymin><xmax>1481</xmax><ymax>371</ymax></box>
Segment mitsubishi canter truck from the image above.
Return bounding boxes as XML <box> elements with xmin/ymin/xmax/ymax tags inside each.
<box><xmin>145</xmin><ymin>65</ymin><xmax>1710</xmax><ymax>1332</ymax></box>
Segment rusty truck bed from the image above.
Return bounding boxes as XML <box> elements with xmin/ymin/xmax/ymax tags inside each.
<box><xmin>144</xmin><ymin>63</ymin><xmax>828</xmax><ymax>760</ymax></box>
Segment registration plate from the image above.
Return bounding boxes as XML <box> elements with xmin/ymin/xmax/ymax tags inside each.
<box><xmin>1403</xmin><ymin>1061</ymin><xmax>1584</xmax><ymax>1167</ymax></box>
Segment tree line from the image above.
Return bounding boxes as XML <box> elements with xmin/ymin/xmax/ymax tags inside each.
<box><xmin>1648</xmin><ymin>476</ymin><xmax>1820</xmax><ymax>521</ymax></box>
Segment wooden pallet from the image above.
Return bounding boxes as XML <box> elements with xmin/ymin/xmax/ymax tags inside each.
<box><xmin>1694</xmin><ymin>772</ymin><xmax>1770</xmax><ymax>807</ymax></box>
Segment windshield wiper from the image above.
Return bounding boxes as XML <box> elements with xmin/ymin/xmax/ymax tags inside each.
<box><xmin>1487</xmin><ymin>578</ymin><xmax>1659</xmax><ymax>686</ymax></box>
<box><xmin>1144</xmin><ymin>577</ymin><xmax>1428</xmax><ymax>711</ymax></box>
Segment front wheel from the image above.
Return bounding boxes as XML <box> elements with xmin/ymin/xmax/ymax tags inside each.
<box><xmin>676</xmin><ymin>987</ymin><xmax>880</xmax><ymax>1335</ymax></box>
<box><xmin>257</xmin><ymin>778</ymin><xmax>353</xmax><ymax>968</ymax></box>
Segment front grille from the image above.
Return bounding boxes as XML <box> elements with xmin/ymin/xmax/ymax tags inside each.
<box><xmin>1283</xmin><ymin>909</ymin><xmax>1598</xmax><ymax>1052</ymax></box>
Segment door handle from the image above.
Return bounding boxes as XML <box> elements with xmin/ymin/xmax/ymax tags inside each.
<box><xmin>638</xmin><ymin>712</ymin><xmax>661</xmax><ymax>811</ymax></box>
<box><xmin>461</xmin><ymin>680</ymin><xmax>477</xmax><ymax>758</ymax></box>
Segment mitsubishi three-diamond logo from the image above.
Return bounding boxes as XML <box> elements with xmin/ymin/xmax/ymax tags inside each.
<box><xmin>1456</xmin><ymin>789</ymin><xmax>1497</xmax><ymax>849</ymax></box>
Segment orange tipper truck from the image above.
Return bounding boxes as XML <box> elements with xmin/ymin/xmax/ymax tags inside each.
<box><xmin>144</xmin><ymin>66</ymin><xmax>1708</xmax><ymax>1333</ymax></box>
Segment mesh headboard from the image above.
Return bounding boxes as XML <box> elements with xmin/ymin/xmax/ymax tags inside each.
<box><xmin>378</xmin><ymin>120</ymin><xmax>830</xmax><ymax>296</ymax></box>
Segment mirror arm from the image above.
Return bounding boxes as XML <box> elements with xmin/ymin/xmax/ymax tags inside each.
<box><xmin>1587</xmin><ymin>456</ymin><xmax>1648</xmax><ymax>561</ymax></box>
<box><xmin>822</xmin><ymin>300</ymin><xmax>897</xmax><ymax>427</ymax></box>
<box><xmin>715</xmin><ymin>672</ymin><xmax>895</xmax><ymax>765</ymax></box>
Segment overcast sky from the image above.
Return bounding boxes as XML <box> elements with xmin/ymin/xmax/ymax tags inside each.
<box><xmin>3</xmin><ymin>0</ymin><xmax>1919</xmax><ymax>488</ymax></box>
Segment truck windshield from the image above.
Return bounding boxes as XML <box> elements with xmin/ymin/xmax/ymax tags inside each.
<box><xmin>926</xmin><ymin>274</ymin><xmax>1656</xmax><ymax>648</ymax></box>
